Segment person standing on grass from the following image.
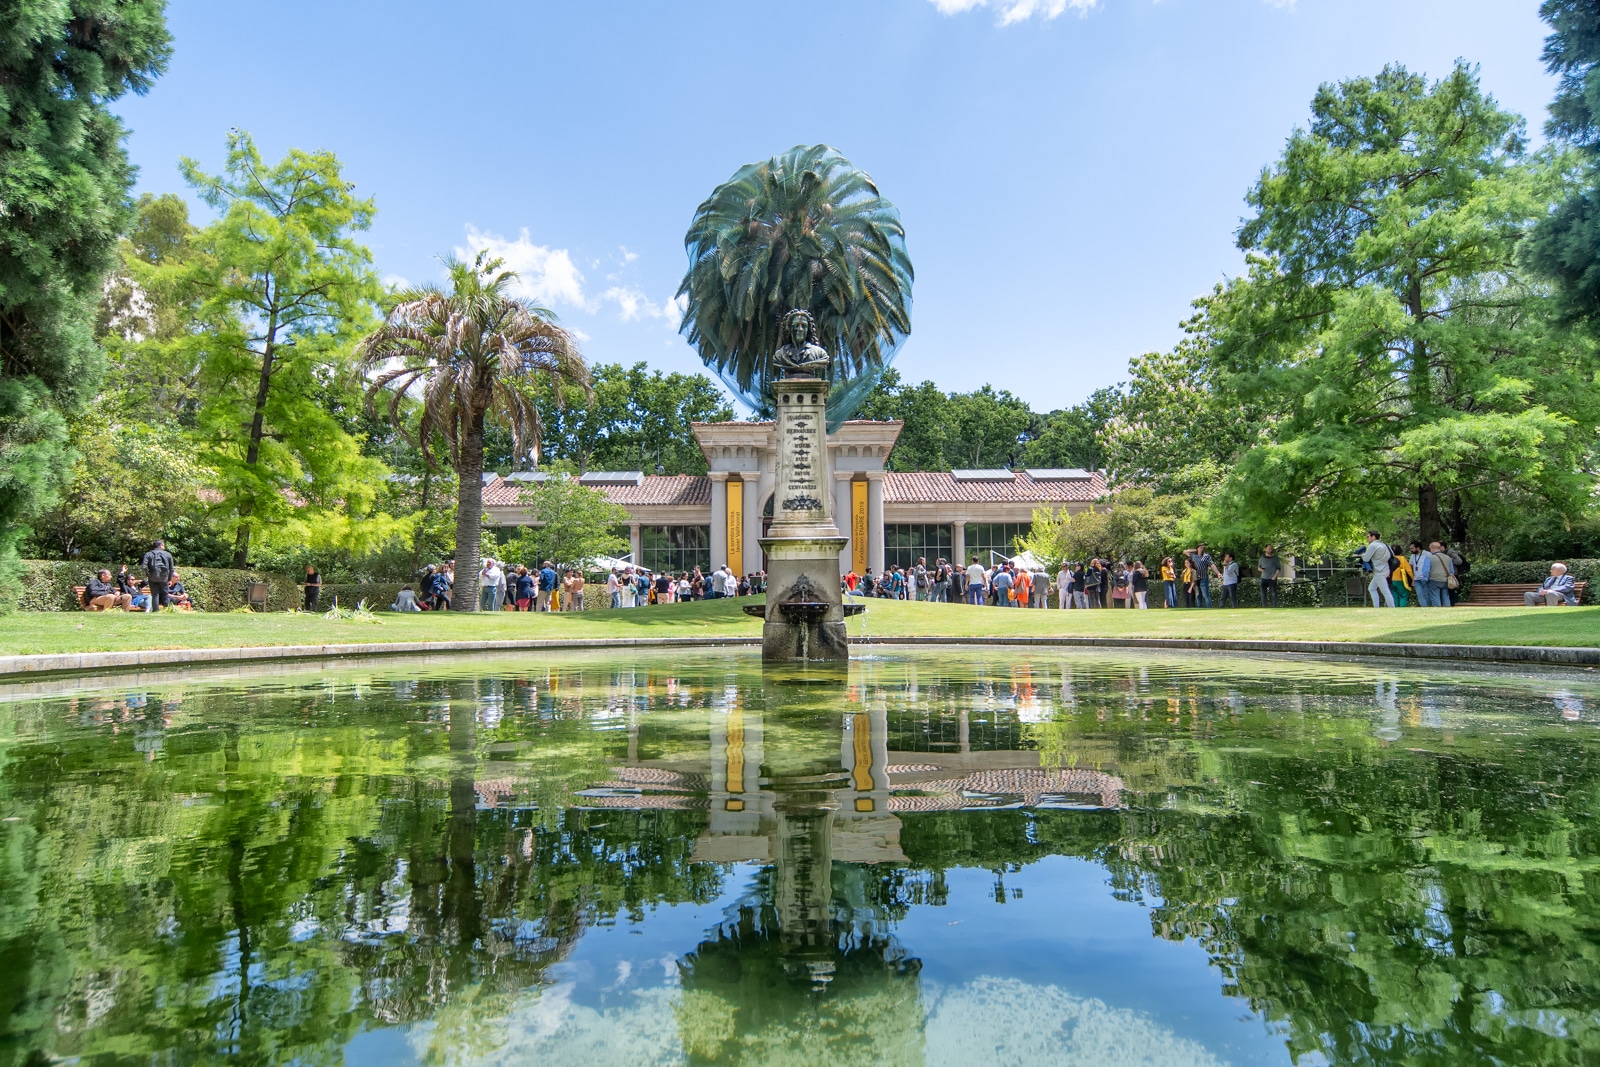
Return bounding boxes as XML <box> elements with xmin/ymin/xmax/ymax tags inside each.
<box><xmin>515</xmin><ymin>566</ymin><xmax>535</xmax><ymax>610</ymax></box>
<box><xmin>538</xmin><ymin>560</ymin><xmax>557</xmax><ymax>611</ymax></box>
<box><xmin>1181</xmin><ymin>556</ymin><xmax>1198</xmax><ymax>608</ymax></box>
<box><xmin>1389</xmin><ymin>548</ymin><xmax>1414</xmax><ymax>607</ymax></box>
<box><xmin>1080</xmin><ymin>560</ymin><xmax>1100</xmax><ymax>608</ymax></box>
<box><xmin>992</xmin><ymin>564</ymin><xmax>1014</xmax><ymax>606</ymax></box>
<box><xmin>1131</xmin><ymin>561</ymin><xmax>1150</xmax><ymax>608</ymax></box>
<box><xmin>140</xmin><ymin>540</ymin><xmax>175</xmax><ymax>613</ymax></box>
<box><xmin>1160</xmin><ymin>557</ymin><xmax>1178</xmax><ymax>608</ymax></box>
<box><xmin>568</xmin><ymin>570</ymin><xmax>586</xmax><ymax>610</ymax></box>
<box><xmin>1186</xmin><ymin>544</ymin><xmax>1219</xmax><ymax>608</ymax></box>
<box><xmin>1258</xmin><ymin>546</ymin><xmax>1281</xmax><ymax>607</ymax></box>
<box><xmin>1057</xmin><ymin>562</ymin><xmax>1072</xmax><ymax>609</ymax></box>
<box><xmin>1013</xmin><ymin>566</ymin><xmax>1032</xmax><ymax>608</ymax></box>
<box><xmin>1415</xmin><ymin>541</ymin><xmax>1454</xmax><ymax>608</ymax></box>
<box><xmin>966</xmin><ymin>557</ymin><xmax>986</xmax><ymax>606</ymax></box>
<box><xmin>302</xmin><ymin>563</ymin><xmax>322</xmax><ymax>611</ymax></box>
<box><xmin>1358</xmin><ymin>531</ymin><xmax>1395</xmax><ymax>607</ymax></box>
<box><xmin>1070</xmin><ymin>562</ymin><xmax>1088</xmax><ymax>609</ymax></box>
<box><xmin>1219</xmin><ymin>554</ymin><xmax>1240</xmax><ymax>608</ymax></box>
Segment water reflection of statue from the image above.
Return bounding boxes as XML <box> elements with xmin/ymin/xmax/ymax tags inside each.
<box><xmin>771</xmin><ymin>308</ymin><xmax>831</xmax><ymax>379</ymax></box>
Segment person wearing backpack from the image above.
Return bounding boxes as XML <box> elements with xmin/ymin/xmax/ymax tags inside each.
<box><xmin>140</xmin><ymin>540</ymin><xmax>175</xmax><ymax>613</ymax></box>
<box><xmin>1357</xmin><ymin>530</ymin><xmax>1395</xmax><ymax>608</ymax></box>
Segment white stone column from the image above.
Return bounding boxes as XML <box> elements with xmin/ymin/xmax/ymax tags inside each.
<box><xmin>866</xmin><ymin>471</ymin><xmax>886</xmax><ymax>575</ymax></box>
<box><xmin>708</xmin><ymin>472</ymin><xmax>728</xmax><ymax>570</ymax></box>
<box><xmin>952</xmin><ymin>520</ymin><xmax>966</xmax><ymax>566</ymax></box>
<box><xmin>834</xmin><ymin>472</ymin><xmax>854</xmax><ymax>570</ymax></box>
<box><xmin>628</xmin><ymin>522</ymin><xmax>642</xmax><ymax>565</ymax></box>
<box><xmin>741</xmin><ymin>474</ymin><xmax>763</xmax><ymax>575</ymax></box>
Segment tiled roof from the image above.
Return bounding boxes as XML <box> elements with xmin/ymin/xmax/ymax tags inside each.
<box><xmin>884</xmin><ymin>470</ymin><xmax>1105</xmax><ymax>504</ymax></box>
<box><xmin>483</xmin><ymin>474</ymin><xmax>710</xmax><ymax>508</ymax></box>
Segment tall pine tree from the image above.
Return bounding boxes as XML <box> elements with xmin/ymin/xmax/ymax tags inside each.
<box><xmin>0</xmin><ymin>1</ymin><xmax>170</xmax><ymax>585</ymax></box>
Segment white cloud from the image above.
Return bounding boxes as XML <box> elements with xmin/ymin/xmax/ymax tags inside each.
<box><xmin>928</xmin><ymin>0</ymin><xmax>1098</xmax><ymax>23</ymax></box>
<box><xmin>454</xmin><ymin>228</ymin><xmax>683</xmax><ymax>329</ymax></box>
<box><xmin>603</xmin><ymin>286</ymin><xmax>684</xmax><ymax>327</ymax></box>
<box><xmin>457</xmin><ymin>226</ymin><xmax>592</xmax><ymax>310</ymax></box>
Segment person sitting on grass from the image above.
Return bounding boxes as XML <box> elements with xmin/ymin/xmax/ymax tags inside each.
<box><xmin>83</xmin><ymin>569</ymin><xmax>134</xmax><ymax>611</ymax></box>
<box><xmin>392</xmin><ymin>585</ymin><xmax>422</xmax><ymax>612</ymax></box>
<box><xmin>1526</xmin><ymin>563</ymin><xmax>1579</xmax><ymax>607</ymax></box>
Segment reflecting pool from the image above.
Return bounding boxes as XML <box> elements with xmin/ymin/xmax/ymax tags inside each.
<box><xmin>2</xmin><ymin>649</ymin><xmax>1599</xmax><ymax>1066</ymax></box>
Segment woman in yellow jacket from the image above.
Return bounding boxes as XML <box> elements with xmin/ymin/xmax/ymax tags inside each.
<box><xmin>1389</xmin><ymin>547</ymin><xmax>1415</xmax><ymax>607</ymax></box>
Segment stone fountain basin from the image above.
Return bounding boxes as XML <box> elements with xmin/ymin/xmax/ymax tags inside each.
<box><xmin>742</xmin><ymin>602</ymin><xmax>865</xmax><ymax>619</ymax></box>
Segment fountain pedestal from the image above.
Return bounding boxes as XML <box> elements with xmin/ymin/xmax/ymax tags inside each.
<box><xmin>759</xmin><ymin>379</ymin><xmax>849</xmax><ymax>663</ymax></box>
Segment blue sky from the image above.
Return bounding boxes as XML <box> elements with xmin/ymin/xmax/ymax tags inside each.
<box><xmin>119</xmin><ymin>0</ymin><xmax>1556</xmax><ymax>412</ymax></box>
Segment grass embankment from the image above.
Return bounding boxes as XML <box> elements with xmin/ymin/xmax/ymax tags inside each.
<box><xmin>3</xmin><ymin>598</ymin><xmax>1597</xmax><ymax>656</ymax></box>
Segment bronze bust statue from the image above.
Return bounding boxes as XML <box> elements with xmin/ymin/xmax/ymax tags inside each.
<box><xmin>771</xmin><ymin>308</ymin><xmax>830</xmax><ymax>379</ymax></box>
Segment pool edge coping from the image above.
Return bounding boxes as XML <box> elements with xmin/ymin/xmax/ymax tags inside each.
<box><xmin>0</xmin><ymin>632</ymin><xmax>1594</xmax><ymax>679</ymax></box>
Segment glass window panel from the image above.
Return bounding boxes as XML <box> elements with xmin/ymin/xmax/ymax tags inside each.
<box><xmin>882</xmin><ymin>524</ymin><xmax>952</xmax><ymax>571</ymax></box>
<box><xmin>641</xmin><ymin>526</ymin><xmax>710</xmax><ymax>575</ymax></box>
<box><xmin>964</xmin><ymin>523</ymin><xmax>1032</xmax><ymax>565</ymax></box>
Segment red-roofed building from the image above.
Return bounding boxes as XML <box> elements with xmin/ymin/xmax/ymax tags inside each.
<box><xmin>482</xmin><ymin>420</ymin><xmax>1106</xmax><ymax>574</ymax></box>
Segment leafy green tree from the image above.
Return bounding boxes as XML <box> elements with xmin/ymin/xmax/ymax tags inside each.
<box><xmin>945</xmin><ymin>386</ymin><xmax>1032</xmax><ymax>469</ymax></box>
<box><xmin>1525</xmin><ymin>0</ymin><xmax>1600</xmax><ymax>325</ymax></box>
<box><xmin>0</xmin><ymin>1</ymin><xmax>171</xmax><ymax>590</ymax></box>
<box><xmin>536</xmin><ymin>362</ymin><xmax>732</xmax><ymax>475</ymax></box>
<box><xmin>1021</xmin><ymin>488</ymin><xmax>1190</xmax><ymax>568</ymax></box>
<box><xmin>1022</xmin><ymin>388</ymin><xmax>1117</xmax><ymax>472</ymax></box>
<box><xmin>1101</xmin><ymin>341</ymin><xmax>1264</xmax><ymax>494</ymax></box>
<box><xmin>26</xmin><ymin>411</ymin><xmax>213</xmax><ymax>562</ymax></box>
<box><xmin>1198</xmin><ymin>64</ymin><xmax>1596</xmax><ymax>548</ymax></box>
<box><xmin>496</xmin><ymin>475</ymin><xmax>630</xmax><ymax>569</ymax></box>
<box><xmin>163</xmin><ymin>132</ymin><xmax>390</xmax><ymax>567</ymax></box>
<box><xmin>360</xmin><ymin>252</ymin><xmax>591</xmax><ymax>610</ymax></box>
<box><xmin>678</xmin><ymin>144</ymin><xmax>912</xmax><ymax>421</ymax></box>
<box><xmin>856</xmin><ymin>368</ymin><xmax>953</xmax><ymax>472</ymax></box>
<box><xmin>857</xmin><ymin>372</ymin><xmax>1032</xmax><ymax>471</ymax></box>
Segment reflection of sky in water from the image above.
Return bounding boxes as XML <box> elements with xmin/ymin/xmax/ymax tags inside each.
<box><xmin>350</xmin><ymin>859</ymin><xmax>1281</xmax><ymax>1067</ymax></box>
<box><xmin>6</xmin><ymin>649</ymin><xmax>1600</xmax><ymax>1067</ymax></box>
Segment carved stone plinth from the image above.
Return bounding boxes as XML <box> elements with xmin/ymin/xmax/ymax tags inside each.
<box><xmin>760</xmin><ymin>379</ymin><xmax>848</xmax><ymax>663</ymax></box>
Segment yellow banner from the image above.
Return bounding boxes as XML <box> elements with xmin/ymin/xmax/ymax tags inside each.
<box><xmin>727</xmin><ymin>477</ymin><xmax>743</xmax><ymax>575</ymax></box>
<box><xmin>851</xmin><ymin>479</ymin><xmax>869</xmax><ymax>574</ymax></box>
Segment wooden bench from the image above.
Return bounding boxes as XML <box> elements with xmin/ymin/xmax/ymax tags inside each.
<box><xmin>73</xmin><ymin>585</ymin><xmax>142</xmax><ymax>611</ymax></box>
<box><xmin>1465</xmin><ymin>581</ymin><xmax>1587</xmax><ymax>606</ymax></box>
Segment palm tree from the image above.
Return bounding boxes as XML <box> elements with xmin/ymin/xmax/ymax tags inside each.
<box><xmin>678</xmin><ymin>145</ymin><xmax>913</xmax><ymax>421</ymax></box>
<box><xmin>360</xmin><ymin>252</ymin><xmax>589</xmax><ymax>611</ymax></box>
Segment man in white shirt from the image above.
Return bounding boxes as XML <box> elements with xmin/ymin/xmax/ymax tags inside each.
<box><xmin>607</xmin><ymin>570</ymin><xmax>621</xmax><ymax>608</ymax></box>
<box><xmin>965</xmin><ymin>557</ymin><xmax>986</xmax><ymax>606</ymax></box>
<box><xmin>1057</xmin><ymin>564</ymin><xmax>1072</xmax><ymax>610</ymax></box>
<box><xmin>722</xmin><ymin>567</ymin><xmax>738</xmax><ymax>598</ymax></box>
<box><xmin>479</xmin><ymin>559</ymin><xmax>500</xmax><ymax>612</ymax></box>
<box><xmin>1358</xmin><ymin>531</ymin><xmax>1394</xmax><ymax>608</ymax></box>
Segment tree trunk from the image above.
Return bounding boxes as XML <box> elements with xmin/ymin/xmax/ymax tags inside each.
<box><xmin>232</xmin><ymin>314</ymin><xmax>280</xmax><ymax>569</ymax></box>
<box><xmin>412</xmin><ymin>464</ymin><xmax>432</xmax><ymax>576</ymax></box>
<box><xmin>1419</xmin><ymin>482</ymin><xmax>1442</xmax><ymax>544</ymax></box>
<box><xmin>445</xmin><ymin>693</ymin><xmax>482</xmax><ymax>947</ymax></box>
<box><xmin>454</xmin><ymin>404</ymin><xmax>486</xmax><ymax>611</ymax></box>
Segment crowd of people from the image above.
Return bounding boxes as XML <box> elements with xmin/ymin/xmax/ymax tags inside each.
<box><xmin>840</xmin><ymin>545</ymin><xmax>1292</xmax><ymax>609</ymax></box>
<box><xmin>82</xmin><ymin>536</ymin><xmax>1578</xmax><ymax>616</ymax></box>
<box><xmin>390</xmin><ymin>559</ymin><xmax>770</xmax><ymax>612</ymax></box>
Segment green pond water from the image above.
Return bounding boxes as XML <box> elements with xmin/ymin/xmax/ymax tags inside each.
<box><xmin>2</xmin><ymin>649</ymin><xmax>1599</xmax><ymax>1066</ymax></box>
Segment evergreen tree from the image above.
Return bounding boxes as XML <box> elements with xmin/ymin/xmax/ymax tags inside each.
<box><xmin>0</xmin><ymin>1</ymin><xmax>170</xmax><ymax>586</ymax></box>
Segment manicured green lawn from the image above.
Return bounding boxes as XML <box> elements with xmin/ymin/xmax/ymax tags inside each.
<box><xmin>3</xmin><ymin>597</ymin><xmax>1596</xmax><ymax>655</ymax></box>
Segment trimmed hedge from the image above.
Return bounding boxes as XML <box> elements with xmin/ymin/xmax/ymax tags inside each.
<box><xmin>1467</xmin><ymin>559</ymin><xmax>1599</xmax><ymax>586</ymax></box>
<box><xmin>20</xmin><ymin>560</ymin><xmax>303</xmax><ymax>612</ymax></box>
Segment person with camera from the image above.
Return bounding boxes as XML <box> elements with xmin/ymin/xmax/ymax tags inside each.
<box><xmin>1355</xmin><ymin>530</ymin><xmax>1395</xmax><ymax>607</ymax></box>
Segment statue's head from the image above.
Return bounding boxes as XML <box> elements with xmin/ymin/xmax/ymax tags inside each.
<box><xmin>781</xmin><ymin>308</ymin><xmax>818</xmax><ymax>346</ymax></box>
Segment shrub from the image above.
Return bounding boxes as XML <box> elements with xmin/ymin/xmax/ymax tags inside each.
<box><xmin>1467</xmin><ymin>559</ymin><xmax>1599</xmax><ymax>586</ymax></box>
<box><xmin>20</xmin><ymin>560</ymin><xmax>302</xmax><ymax>612</ymax></box>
